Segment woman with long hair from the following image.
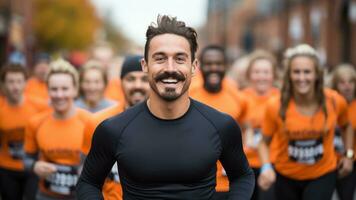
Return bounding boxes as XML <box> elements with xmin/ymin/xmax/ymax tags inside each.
<box><xmin>242</xmin><ymin>50</ymin><xmax>279</xmax><ymax>200</ymax></box>
<box><xmin>258</xmin><ymin>44</ymin><xmax>353</xmax><ymax>200</ymax></box>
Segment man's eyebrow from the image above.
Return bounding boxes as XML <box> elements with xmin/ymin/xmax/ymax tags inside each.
<box><xmin>175</xmin><ymin>52</ymin><xmax>188</xmax><ymax>57</ymax></box>
<box><xmin>152</xmin><ymin>52</ymin><xmax>166</xmax><ymax>57</ymax></box>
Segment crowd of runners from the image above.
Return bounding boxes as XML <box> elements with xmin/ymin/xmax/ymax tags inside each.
<box><xmin>0</xmin><ymin>15</ymin><xmax>355</xmax><ymax>200</ymax></box>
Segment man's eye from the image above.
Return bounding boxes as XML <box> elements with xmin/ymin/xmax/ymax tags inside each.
<box><xmin>176</xmin><ymin>57</ymin><xmax>185</xmax><ymax>63</ymax></box>
<box><xmin>155</xmin><ymin>57</ymin><xmax>165</xmax><ymax>62</ymax></box>
<box><xmin>126</xmin><ymin>77</ymin><xmax>135</xmax><ymax>82</ymax></box>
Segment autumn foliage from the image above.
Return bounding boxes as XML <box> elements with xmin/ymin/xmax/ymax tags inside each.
<box><xmin>33</xmin><ymin>0</ymin><xmax>100</xmax><ymax>52</ymax></box>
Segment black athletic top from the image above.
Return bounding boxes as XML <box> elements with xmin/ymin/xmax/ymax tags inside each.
<box><xmin>77</xmin><ymin>99</ymin><xmax>254</xmax><ymax>200</ymax></box>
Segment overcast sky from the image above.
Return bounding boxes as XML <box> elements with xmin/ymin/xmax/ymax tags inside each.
<box><xmin>91</xmin><ymin>0</ymin><xmax>208</xmax><ymax>46</ymax></box>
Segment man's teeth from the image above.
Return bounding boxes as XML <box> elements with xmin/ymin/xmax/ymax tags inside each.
<box><xmin>161</xmin><ymin>79</ymin><xmax>178</xmax><ymax>84</ymax></box>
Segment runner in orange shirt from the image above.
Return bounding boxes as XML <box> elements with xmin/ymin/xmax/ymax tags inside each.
<box><xmin>331</xmin><ymin>64</ymin><xmax>356</xmax><ymax>200</ymax></box>
<box><xmin>24</xmin><ymin>59</ymin><xmax>91</xmax><ymax>200</ymax></box>
<box><xmin>25</xmin><ymin>53</ymin><xmax>51</xmax><ymax>101</ymax></box>
<box><xmin>82</xmin><ymin>55</ymin><xmax>150</xmax><ymax>200</ymax></box>
<box><xmin>0</xmin><ymin>63</ymin><xmax>49</xmax><ymax>200</ymax></box>
<box><xmin>242</xmin><ymin>50</ymin><xmax>279</xmax><ymax>200</ymax></box>
<box><xmin>190</xmin><ymin>45</ymin><xmax>249</xmax><ymax>200</ymax></box>
<box><xmin>75</xmin><ymin>60</ymin><xmax>116</xmax><ymax>113</ymax></box>
<box><xmin>258</xmin><ymin>44</ymin><xmax>354</xmax><ymax>200</ymax></box>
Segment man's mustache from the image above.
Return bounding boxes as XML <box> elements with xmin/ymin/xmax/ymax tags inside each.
<box><xmin>129</xmin><ymin>89</ymin><xmax>147</xmax><ymax>96</ymax></box>
<box><xmin>154</xmin><ymin>71</ymin><xmax>186</xmax><ymax>82</ymax></box>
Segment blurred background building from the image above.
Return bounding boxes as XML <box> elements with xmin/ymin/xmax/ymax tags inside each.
<box><xmin>0</xmin><ymin>0</ymin><xmax>33</xmax><ymax>65</ymax></box>
<box><xmin>204</xmin><ymin>0</ymin><xmax>356</xmax><ymax>69</ymax></box>
<box><xmin>0</xmin><ymin>0</ymin><xmax>355</xmax><ymax>70</ymax></box>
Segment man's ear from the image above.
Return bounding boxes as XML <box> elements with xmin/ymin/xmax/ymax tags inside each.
<box><xmin>191</xmin><ymin>59</ymin><xmax>198</xmax><ymax>76</ymax></box>
<box><xmin>141</xmin><ymin>58</ymin><xmax>148</xmax><ymax>73</ymax></box>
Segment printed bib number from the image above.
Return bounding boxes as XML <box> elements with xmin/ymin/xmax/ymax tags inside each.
<box><xmin>333</xmin><ymin>126</ymin><xmax>344</xmax><ymax>154</ymax></box>
<box><xmin>8</xmin><ymin>141</ymin><xmax>24</xmax><ymax>159</ymax></box>
<box><xmin>108</xmin><ymin>162</ymin><xmax>120</xmax><ymax>183</ymax></box>
<box><xmin>44</xmin><ymin>164</ymin><xmax>79</xmax><ymax>195</ymax></box>
<box><xmin>245</xmin><ymin>128</ymin><xmax>263</xmax><ymax>149</ymax></box>
<box><xmin>288</xmin><ymin>138</ymin><xmax>323</xmax><ymax>165</ymax></box>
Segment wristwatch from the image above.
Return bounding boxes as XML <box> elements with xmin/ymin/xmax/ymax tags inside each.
<box><xmin>346</xmin><ymin>149</ymin><xmax>354</xmax><ymax>159</ymax></box>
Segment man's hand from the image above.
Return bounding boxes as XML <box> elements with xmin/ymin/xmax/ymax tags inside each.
<box><xmin>258</xmin><ymin>168</ymin><xmax>276</xmax><ymax>191</ymax></box>
<box><xmin>33</xmin><ymin>161</ymin><xmax>57</xmax><ymax>178</ymax></box>
<box><xmin>338</xmin><ymin>157</ymin><xmax>353</xmax><ymax>178</ymax></box>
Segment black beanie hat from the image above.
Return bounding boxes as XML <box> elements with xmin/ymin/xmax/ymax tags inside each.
<box><xmin>120</xmin><ymin>55</ymin><xmax>143</xmax><ymax>79</ymax></box>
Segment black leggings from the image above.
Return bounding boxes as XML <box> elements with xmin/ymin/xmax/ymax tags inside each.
<box><xmin>252</xmin><ymin>168</ymin><xmax>276</xmax><ymax>200</ymax></box>
<box><xmin>336</xmin><ymin>162</ymin><xmax>356</xmax><ymax>200</ymax></box>
<box><xmin>0</xmin><ymin>168</ymin><xmax>38</xmax><ymax>200</ymax></box>
<box><xmin>275</xmin><ymin>171</ymin><xmax>336</xmax><ymax>200</ymax></box>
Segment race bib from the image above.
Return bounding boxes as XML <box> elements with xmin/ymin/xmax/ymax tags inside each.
<box><xmin>107</xmin><ymin>162</ymin><xmax>120</xmax><ymax>183</ymax></box>
<box><xmin>245</xmin><ymin>128</ymin><xmax>263</xmax><ymax>149</ymax></box>
<box><xmin>252</xmin><ymin>129</ymin><xmax>262</xmax><ymax>148</ymax></box>
<box><xmin>44</xmin><ymin>164</ymin><xmax>79</xmax><ymax>195</ymax></box>
<box><xmin>8</xmin><ymin>140</ymin><xmax>24</xmax><ymax>159</ymax></box>
<box><xmin>333</xmin><ymin>126</ymin><xmax>344</xmax><ymax>154</ymax></box>
<box><xmin>288</xmin><ymin>138</ymin><xmax>323</xmax><ymax>165</ymax></box>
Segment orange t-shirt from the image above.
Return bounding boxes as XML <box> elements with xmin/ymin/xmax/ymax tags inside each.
<box><xmin>348</xmin><ymin>100</ymin><xmax>356</xmax><ymax>160</ymax></box>
<box><xmin>262</xmin><ymin>89</ymin><xmax>348</xmax><ymax>180</ymax></box>
<box><xmin>242</xmin><ymin>87</ymin><xmax>280</xmax><ymax>168</ymax></box>
<box><xmin>104</xmin><ymin>78</ymin><xmax>125</xmax><ymax>104</ymax></box>
<box><xmin>24</xmin><ymin>108</ymin><xmax>91</xmax><ymax>198</ymax></box>
<box><xmin>190</xmin><ymin>83</ymin><xmax>247</xmax><ymax>192</ymax></box>
<box><xmin>83</xmin><ymin>103</ymin><xmax>125</xmax><ymax>200</ymax></box>
<box><xmin>189</xmin><ymin>73</ymin><xmax>238</xmax><ymax>93</ymax></box>
<box><xmin>0</xmin><ymin>96</ymin><xmax>49</xmax><ymax>171</ymax></box>
<box><xmin>25</xmin><ymin>78</ymin><xmax>49</xmax><ymax>101</ymax></box>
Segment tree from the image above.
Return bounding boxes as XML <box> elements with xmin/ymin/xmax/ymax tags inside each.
<box><xmin>101</xmin><ymin>17</ymin><xmax>130</xmax><ymax>54</ymax></box>
<box><xmin>33</xmin><ymin>0</ymin><xmax>100</xmax><ymax>52</ymax></box>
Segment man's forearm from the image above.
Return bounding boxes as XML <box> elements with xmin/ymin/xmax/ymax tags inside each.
<box><xmin>228</xmin><ymin>167</ymin><xmax>255</xmax><ymax>200</ymax></box>
<box><xmin>76</xmin><ymin>178</ymin><xmax>104</xmax><ymax>200</ymax></box>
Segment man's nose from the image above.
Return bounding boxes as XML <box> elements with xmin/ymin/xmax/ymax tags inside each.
<box><xmin>165</xmin><ymin>58</ymin><xmax>176</xmax><ymax>72</ymax></box>
<box><xmin>133</xmin><ymin>79</ymin><xmax>144</xmax><ymax>88</ymax></box>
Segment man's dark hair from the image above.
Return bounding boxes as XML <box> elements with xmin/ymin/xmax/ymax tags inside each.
<box><xmin>199</xmin><ymin>45</ymin><xmax>226</xmax><ymax>64</ymax></box>
<box><xmin>144</xmin><ymin>15</ymin><xmax>198</xmax><ymax>62</ymax></box>
<box><xmin>0</xmin><ymin>63</ymin><xmax>28</xmax><ymax>83</ymax></box>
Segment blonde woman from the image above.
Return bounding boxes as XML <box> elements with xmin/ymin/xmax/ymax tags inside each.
<box><xmin>258</xmin><ymin>44</ymin><xmax>353</xmax><ymax>200</ymax></box>
<box><xmin>75</xmin><ymin>60</ymin><xmax>116</xmax><ymax>113</ymax></box>
<box><xmin>242</xmin><ymin>50</ymin><xmax>279</xmax><ymax>200</ymax></box>
<box><xmin>24</xmin><ymin>59</ymin><xmax>92</xmax><ymax>200</ymax></box>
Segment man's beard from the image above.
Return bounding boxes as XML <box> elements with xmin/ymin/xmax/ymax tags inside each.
<box><xmin>151</xmin><ymin>71</ymin><xmax>188</xmax><ymax>101</ymax></box>
<box><xmin>127</xmin><ymin>88</ymin><xmax>147</xmax><ymax>106</ymax></box>
<box><xmin>202</xmin><ymin>72</ymin><xmax>225</xmax><ymax>93</ymax></box>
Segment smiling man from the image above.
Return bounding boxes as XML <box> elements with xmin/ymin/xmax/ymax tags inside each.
<box><xmin>190</xmin><ymin>45</ymin><xmax>250</xmax><ymax>199</ymax></box>
<box><xmin>77</xmin><ymin>15</ymin><xmax>254</xmax><ymax>200</ymax></box>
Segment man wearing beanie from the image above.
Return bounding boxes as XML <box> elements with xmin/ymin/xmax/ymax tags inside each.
<box><xmin>81</xmin><ymin>55</ymin><xmax>150</xmax><ymax>200</ymax></box>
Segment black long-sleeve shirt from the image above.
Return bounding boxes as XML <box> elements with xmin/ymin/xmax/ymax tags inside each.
<box><xmin>77</xmin><ymin>99</ymin><xmax>254</xmax><ymax>199</ymax></box>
